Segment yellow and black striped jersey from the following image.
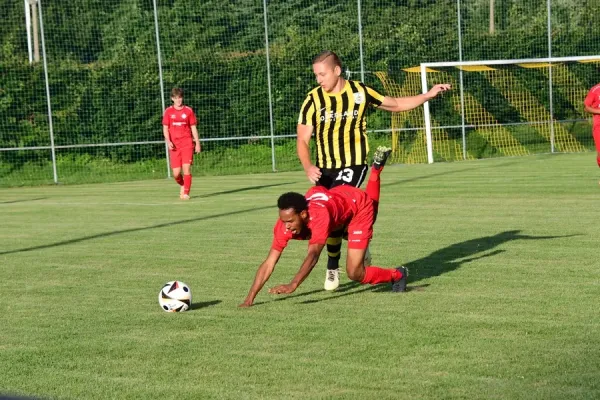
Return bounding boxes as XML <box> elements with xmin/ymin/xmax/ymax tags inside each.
<box><xmin>298</xmin><ymin>80</ymin><xmax>385</xmax><ymax>169</ymax></box>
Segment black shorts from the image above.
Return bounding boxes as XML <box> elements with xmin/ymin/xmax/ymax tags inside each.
<box><xmin>316</xmin><ymin>164</ymin><xmax>368</xmax><ymax>189</ymax></box>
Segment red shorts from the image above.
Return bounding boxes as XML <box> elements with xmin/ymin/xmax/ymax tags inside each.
<box><xmin>345</xmin><ymin>190</ymin><xmax>374</xmax><ymax>250</ymax></box>
<box><xmin>169</xmin><ymin>145</ymin><xmax>194</xmax><ymax>169</ymax></box>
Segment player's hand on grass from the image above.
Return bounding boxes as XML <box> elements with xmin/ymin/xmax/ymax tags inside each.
<box><xmin>238</xmin><ymin>301</ymin><xmax>253</xmax><ymax>308</ymax></box>
<box><xmin>304</xmin><ymin>165</ymin><xmax>321</xmax><ymax>184</ymax></box>
<box><xmin>269</xmin><ymin>283</ymin><xmax>297</xmax><ymax>295</ymax></box>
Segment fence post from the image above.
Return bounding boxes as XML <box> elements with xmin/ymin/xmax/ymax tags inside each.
<box><xmin>457</xmin><ymin>0</ymin><xmax>467</xmax><ymax>160</ymax></box>
<box><xmin>357</xmin><ymin>0</ymin><xmax>365</xmax><ymax>82</ymax></box>
<box><xmin>37</xmin><ymin>0</ymin><xmax>58</xmax><ymax>183</ymax></box>
<box><xmin>152</xmin><ymin>0</ymin><xmax>170</xmax><ymax>178</ymax></box>
<box><xmin>547</xmin><ymin>0</ymin><xmax>555</xmax><ymax>153</ymax></box>
<box><xmin>262</xmin><ymin>0</ymin><xmax>276</xmax><ymax>172</ymax></box>
<box><xmin>24</xmin><ymin>0</ymin><xmax>33</xmax><ymax>63</ymax></box>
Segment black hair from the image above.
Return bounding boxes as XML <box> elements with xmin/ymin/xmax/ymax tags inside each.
<box><xmin>312</xmin><ymin>50</ymin><xmax>342</xmax><ymax>70</ymax></box>
<box><xmin>277</xmin><ymin>192</ymin><xmax>308</xmax><ymax>213</ymax></box>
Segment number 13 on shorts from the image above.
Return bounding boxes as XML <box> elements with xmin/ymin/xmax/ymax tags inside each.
<box><xmin>336</xmin><ymin>168</ymin><xmax>354</xmax><ymax>183</ymax></box>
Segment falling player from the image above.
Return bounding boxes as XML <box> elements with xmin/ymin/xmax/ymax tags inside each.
<box><xmin>239</xmin><ymin>146</ymin><xmax>407</xmax><ymax>308</ymax></box>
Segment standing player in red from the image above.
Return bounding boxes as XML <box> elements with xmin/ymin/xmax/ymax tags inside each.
<box><xmin>239</xmin><ymin>147</ymin><xmax>407</xmax><ymax>308</ymax></box>
<box><xmin>584</xmin><ymin>83</ymin><xmax>600</xmax><ymax>184</ymax></box>
<box><xmin>162</xmin><ymin>88</ymin><xmax>201</xmax><ymax>200</ymax></box>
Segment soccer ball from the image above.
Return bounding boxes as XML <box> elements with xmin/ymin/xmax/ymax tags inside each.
<box><xmin>158</xmin><ymin>281</ymin><xmax>192</xmax><ymax>312</ymax></box>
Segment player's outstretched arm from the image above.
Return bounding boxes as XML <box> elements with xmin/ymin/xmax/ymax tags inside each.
<box><xmin>239</xmin><ymin>248</ymin><xmax>282</xmax><ymax>307</ymax></box>
<box><xmin>269</xmin><ymin>243</ymin><xmax>324</xmax><ymax>294</ymax></box>
<box><xmin>378</xmin><ymin>84</ymin><xmax>452</xmax><ymax>113</ymax></box>
<box><xmin>297</xmin><ymin>124</ymin><xmax>321</xmax><ymax>184</ymax></box>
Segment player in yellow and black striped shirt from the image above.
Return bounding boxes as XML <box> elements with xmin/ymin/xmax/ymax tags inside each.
<box><xmin>298</xmin><ymin>78</ymin><xmax>385</xmax><ymax>172</ymax></box>
<box><xmin>297</xmin><ymin>51</ymin><xmax>451</xmax><ymax>291</ymax></box>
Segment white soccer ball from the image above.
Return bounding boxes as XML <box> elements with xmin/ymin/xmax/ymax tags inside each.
<box><xmin>158</xmin><ymin>281</ymin><xmax>192</xmax><ymax>312</ymax></box>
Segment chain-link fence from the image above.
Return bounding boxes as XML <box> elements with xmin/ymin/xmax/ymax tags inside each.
<box><xmin>1</xmin><ymin>0</ymin><xmax>599</xmax><ymax>186</ymax></box>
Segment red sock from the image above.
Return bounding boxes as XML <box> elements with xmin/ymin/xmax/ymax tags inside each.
<box><xmin>183</xmin><ymin>174</ymin><xmax>192</xmax><ymax>195</ymax></box>
<box><xmin>175</xmin><ymin>175</ymin><xmax>184</xmax><ymax>186</ymax></box>
<box><xmin>365</xmin><ymin>167</ymin><xmax>381</xmax><ymax>221</ymax></box>
<box><xmin>365</xmin><ymin>167</ymin><xmax>381</xmax><ymax>202</ymax></box>
<box><xmin>361</xmin><ymin>266</ymin><xmax>401</xmax><ymax>285</ymax></box>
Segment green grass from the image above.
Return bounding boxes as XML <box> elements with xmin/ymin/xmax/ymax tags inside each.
<box><xmin>1</xmin><ymin>153</ymin><xmax>599</xmax><ymax>399</ymax></box>
<box><xmin>0</xmin><ymin>140</ymin><xmax>305</xmax><ymax>188</ymax></box>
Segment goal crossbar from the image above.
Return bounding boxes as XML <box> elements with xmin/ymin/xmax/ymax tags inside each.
<box><xmin>421</xmin><ymin>55</ymin><xmax>600</xmax><ymax>69</ymax></box>
<box><xmin>419</xmin><ymin>55</ymin><xmax>600</xmax><ymax>163</ymax></box>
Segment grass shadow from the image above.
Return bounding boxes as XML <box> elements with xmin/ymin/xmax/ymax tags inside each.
<box><xmin>293</xmin><ymin>230</ymin><xmax>578</xmax><ymax>301</ymax></box>
<box><xmin>198</xmin><ymin>182</ymin><xmax>298</xmax><ymax>198</ymax></box>
<box><xmin>382</xmin><ymin>160</ymin><xmax>519</xmax><ymax>188</ymax></box>
<box><xmin>0</xmin><ymin>394</ymin><xmax>45</xmax><ymax>400</ymax></box>
<box><xmin>0</xmin><ymin>197</ymin><xmax>48</xmax><ymax>204</ymax></box>
<box><xmin>402</xmin><ymin>230</ymin><xmax>578</xmax><ymax>285</ymax></box>
<box><xmin>189</xmin><ymin>300</ymin><xmax>221</xmax><ymax>310</ymax></box>
<box><xmin>0</xmin><ymin>205</ymin><xmax>274</xmax><ymax>256</ymax></box>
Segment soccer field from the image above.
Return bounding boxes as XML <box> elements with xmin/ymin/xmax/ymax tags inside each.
<box><xmin>1</xmin><ymin>153</ymin><xmax>599</xmax><ymax>400</ymax></box>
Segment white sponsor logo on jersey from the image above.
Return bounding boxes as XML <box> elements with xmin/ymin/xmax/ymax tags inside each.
<box><xmin>320</xmin><ymin>109</ymin><xmax>359</xmax><ymax>123</ymax></box>
<box><xmin>353</xmin><ymin>92</ymin><xmax>365</xmax><ymax>105</ymax></box>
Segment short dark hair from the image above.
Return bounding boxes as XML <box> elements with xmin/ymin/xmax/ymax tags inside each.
<box><xmin>171</xmin><ymin>87</ymin><xmax>184</xmax><ymax>98</ymax></box>
<box><xmin>312</xmin><ymin>50</ymin><xmax>342</xmax><ymax>70</ymax></box>
<box><xmin>277</xmin><ymin>192</ymin><xmax>308</xmax><ymax>213</ymax></box>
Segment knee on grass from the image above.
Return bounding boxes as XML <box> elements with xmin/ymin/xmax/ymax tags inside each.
<box><xmin>346</xmin><ymin>268</ymin><xmax>365</xmax><ymax>282</ymax></box>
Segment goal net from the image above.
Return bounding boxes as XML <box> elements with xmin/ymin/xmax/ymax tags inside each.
<box><xmin>374</xmin><ymin>56</ymin><xmax>600</xmax><ymax>164</ymax></box>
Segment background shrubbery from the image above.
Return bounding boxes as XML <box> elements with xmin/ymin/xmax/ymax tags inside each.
<box><xmin>1</xmin><ymin>0</ymin><xmax>599</xmax><ymax>184</ymax></box>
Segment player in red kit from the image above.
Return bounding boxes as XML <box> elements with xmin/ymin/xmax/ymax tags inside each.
<box><xmin>239</xmin><ymin>147</ymin><xmax>407</xmax><ymax>308</ymax></box>
<box><xmin>584</xmin><ymin>83</ymin><xmax>600</xmax><ymax>184</ymax></box>
<box><xmin>162</xmin><ymin>87</ymin><xmax>201</xmax><ymax>199</ymax></box>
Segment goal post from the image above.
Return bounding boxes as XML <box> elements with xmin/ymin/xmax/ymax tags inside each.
<box><xmin>419</xmin><ymin>55</ymin><xmax>600</xmax><ymax>164</ymax></box>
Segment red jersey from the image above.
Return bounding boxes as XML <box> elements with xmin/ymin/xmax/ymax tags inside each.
<box><xmin>584</xmin><ymin>84</ymin><xmax>600</xmax><ymax>131</ymax></box>
<box><xmin>162</xmin><ymin>105</ymin><xmax>197</xmax><ymax>147</ymax></box>
<box><xmin>271</xmin><ymin>185</ymin><xmax>373</xmax><ymax>252</ymax></box>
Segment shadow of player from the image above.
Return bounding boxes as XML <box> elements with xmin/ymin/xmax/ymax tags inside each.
<box><xmin>293</xmin><ymin>230</ymin><xmax>578</xmax><ymax>302</ymax></box>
